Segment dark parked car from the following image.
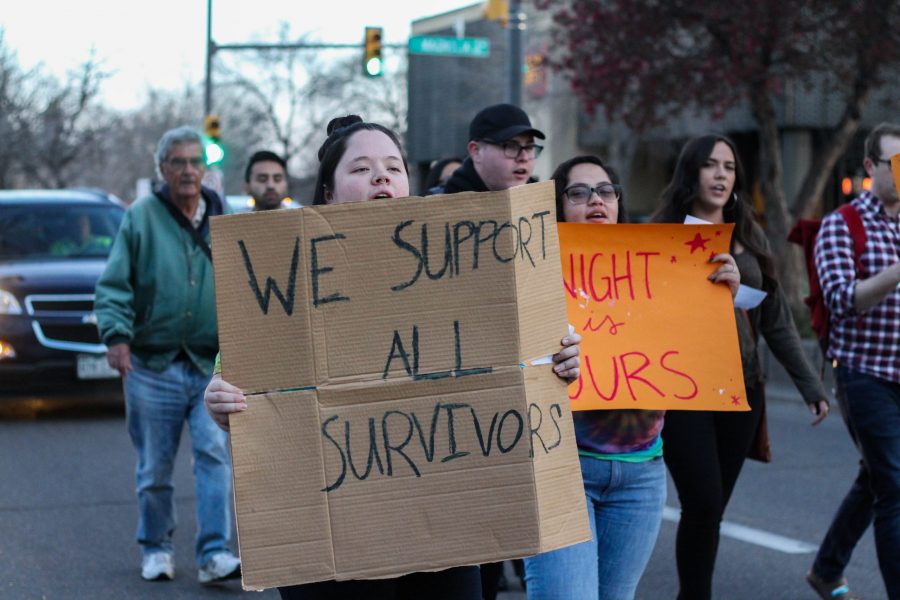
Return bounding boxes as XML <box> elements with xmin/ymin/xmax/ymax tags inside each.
<box><xmin>0</xmin><ymin>189</ymin><xmax>126</xmax><ymax>400</ymax></box>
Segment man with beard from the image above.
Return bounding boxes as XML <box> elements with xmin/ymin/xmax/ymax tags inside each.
<box><xmin>244</xmin><ymin>150</ymin><xmax>289</xmax><ymax>211</ymax></box>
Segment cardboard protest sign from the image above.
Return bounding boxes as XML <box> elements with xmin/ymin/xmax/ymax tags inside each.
<box><xmin>211</xmin><ymin>181</ymin><xmax>591</xmax><ymax>590</ymax></box>
<box><xmin>558</xmin><ymin>223</ymin><xmax>747</xmax><ymax>411</ymax></box>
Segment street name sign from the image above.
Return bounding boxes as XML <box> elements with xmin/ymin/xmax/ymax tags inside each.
<box><xmin>408</xmin><ymin>36</ymin><xmax>490</xmax><ymax>58</ymax></box>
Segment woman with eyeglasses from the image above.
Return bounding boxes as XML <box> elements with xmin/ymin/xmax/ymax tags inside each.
<box><xmin>651</xmin><ymin>135</ymin><xmax>830</xmax><ymax>600</ymax></box>
<box><xmin>522</xmin><ymin>155</ymin><xmax>740</xmax><ymax>600</ymax></box>
<box><xmin>204</xmin><ymin>115</ymin><xmax>581</xmax><ymax>600</ymax></box>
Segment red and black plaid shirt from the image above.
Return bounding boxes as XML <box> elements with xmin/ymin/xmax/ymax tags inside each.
<box><xmin>815</xmin><ymin>191</ymin><xmax>900</xmax><ymax>383</ymax></box>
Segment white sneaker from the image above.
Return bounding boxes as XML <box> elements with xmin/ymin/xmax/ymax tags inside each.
<box><xmin>197</xmin><ymin>551</ymin><xmax>241</xmax><ymax>584</ymax></box>
<box><xmin>141</xmin><ymin>552</ymin><xmax>174</xmax><ymax>581</ymax></box>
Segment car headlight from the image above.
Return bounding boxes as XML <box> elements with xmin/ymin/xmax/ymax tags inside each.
<box><xmin>0</xmin><ymin>289</ymin><xmax>22</xmax><ymax>315</ymax></box>
<box><xmin>0</xmin><ymin>340</ymin><xmax>16</xmax><ymax>360</ymax></box>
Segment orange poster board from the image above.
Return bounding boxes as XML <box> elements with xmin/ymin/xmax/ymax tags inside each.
<box><xmin>558</xmin><ymin>223</ymin><xmax>748</xmax><ymax>412</ymax></box>
<box><xmin>891</xmin><ymin>154</ymin><xmax>900</xmax><ymax>198</ymax></box>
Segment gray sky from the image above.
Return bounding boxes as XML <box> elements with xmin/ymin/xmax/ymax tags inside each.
<box><xmin>3</xmin><ymin>0</ymin><xmax>473</xmax><ymax>109</ymax></box>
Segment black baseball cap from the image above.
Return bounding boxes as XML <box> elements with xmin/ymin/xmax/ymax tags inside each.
<box><xmin>469</xmin><ymin>103</ymin><xmax>545</xmax><ymax>142</ymax></box>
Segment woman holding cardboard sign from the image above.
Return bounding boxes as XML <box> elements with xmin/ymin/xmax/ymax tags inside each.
<box><xmin>204</xmin><ymin>115</ymin><xmax>581</xmax><ymax>600</ymax></box>
<box><xmin>521</xmin><ymin>155</ymin><xmax>739</xmax><ymax>600</ymax></box>
<box><xmin>652</xmin><ymin>134</ymin><xmax>830</xmax><ymax>600</ymax></box>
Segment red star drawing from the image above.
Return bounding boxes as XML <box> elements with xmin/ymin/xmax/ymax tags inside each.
<box><xmin>715</xmin><ymin>230</ymin><xmax>722</xmax><ymax>236</ymax></box>
<box><xmin>730</xmin><ymin>394</ymin><xmax>742</xmax><ymax>406</ymax></box>
<box><xmin>670</xmin><ymin>255</ymin><xmax>677</xmax><ymax>264</ymax></box>
<box><xmin>685</xmin><ymin>232</ymin><xmax>711</xmax><ymax>254</ymax></box>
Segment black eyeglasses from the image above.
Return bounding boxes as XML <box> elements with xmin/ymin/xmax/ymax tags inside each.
<box><xmin>166</xmin><ymin>157</ymin><xmax>207</xmax><ymax>171</ymax></box>
<box><xmin>563</xmin><ymin>183</ymin><xmax>621</xmax><ymax>205</ymax></box>
<box><xmin>871</xmin><ymin>156</ymin><xmax>895</xmax><ymax>170</ymax></box>
<box><xmin>482</xmin><ymin>140</ymin><xmax>544</xmax><ymax>159</ymax></box>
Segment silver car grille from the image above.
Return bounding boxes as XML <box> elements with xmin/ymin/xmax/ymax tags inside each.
<box><xmin>24</xmin><ymin>294</ymin><xmax>106</xmax><ymax>353</ymax></box>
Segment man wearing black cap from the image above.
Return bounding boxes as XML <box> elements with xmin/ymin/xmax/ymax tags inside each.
<box><xmin>443</xmin><ymin>103</ymin><xmax>545</xmax><ymax>599</ymax></box>
<box><xmin>443</xmin><ymin>103</ymin><xmax>544</xmax><ymax>194</ymax></box>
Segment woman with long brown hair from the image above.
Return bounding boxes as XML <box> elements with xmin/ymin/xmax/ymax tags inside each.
<box><xmin>652</xmin><ymin>134</ymin><xmax>830</xmax><ymax>600</ymax></box>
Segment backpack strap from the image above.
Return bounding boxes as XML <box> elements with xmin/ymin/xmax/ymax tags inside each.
<box><xmin>835</xmin><ymin>203</ymin><xmax>868</xmax><ymax>348</ymax></box>
<box><xmin>837</xmin><ymin>203</ymin><xmax>866</xmax><ymax>278</ymax></box>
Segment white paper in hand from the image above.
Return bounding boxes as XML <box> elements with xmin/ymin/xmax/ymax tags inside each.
<box><xmin>734</xmin><ymin>284</ymin><xmax>767</xmax><ymax>309</ymax></box>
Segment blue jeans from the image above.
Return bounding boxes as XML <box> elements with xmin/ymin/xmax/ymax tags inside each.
<box><xmin>524</xmin><ymin>454</ymin><xmax>666</xmax><ymax>600</ymax></box>
<box><xmin>124</xmin><ymin>356</ymin><xmax>233</xmax><ymax>567</ymax></box>
<box><xmin>813</xmin><ymin>366</ymin><xmax>900</xmax><ymax>599</ymax></box>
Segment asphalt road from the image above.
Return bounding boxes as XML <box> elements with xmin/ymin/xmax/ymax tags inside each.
<box><xmin>0</xmin><ymin>385</ymin><xmax>885</xmax><ymax>600</ymax></box>
<box><xmin>637</xmin><ymin>392</ymin><xmax>884</xmax><ymax>600</ymax></box>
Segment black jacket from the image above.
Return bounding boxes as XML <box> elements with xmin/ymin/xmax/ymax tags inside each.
<box><xmin>442</xmin><ymin>157</ymin><xmax>489</xmax><ymax>194</ymax></box>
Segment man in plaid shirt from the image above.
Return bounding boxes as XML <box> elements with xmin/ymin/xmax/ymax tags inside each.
<box><xmin>808</xmin><ymin>123</ymin><xmax>900</xmax><ymax>600</ymax></box>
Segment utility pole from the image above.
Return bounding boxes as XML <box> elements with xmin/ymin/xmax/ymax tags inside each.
<box><xmin>508</xmin><ymin>0</ymin><xmax>523</xmax><ymax>107</ymax></box>
<box><xmin>205</xmin><ymin>0</ymin><xmax>213</xmax><ymax>116</ymax></box>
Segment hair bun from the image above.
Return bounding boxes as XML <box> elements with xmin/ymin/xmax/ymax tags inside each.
<box><xmin>318</xmin><ymin>115</ymin><xmax>364</xmax><ymax>162</ymax></box>
<box><xmin>326</xmin><ymin>115</ymin><xmax>363</xmax><ymax>136</ymax></box>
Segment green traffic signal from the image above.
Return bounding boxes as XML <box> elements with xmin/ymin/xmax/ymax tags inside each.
<box><xmin>205</xmin><ymin>139</ymin><xmax>225</xmax><ymax>165</ymax></box>
<box><xmin>202</xmin><ymin>114</ymin><xmax>224</xmax><ymax>165</ymax></box>
<box><xmin>366</xmin><ymin>56</ymin><xmax>383</xmax><ymax>77</ymax></box>
<box><xmin>364</xmin><ymin>27</ymin><xmax>383</xmax><ymax>77</ymax></box>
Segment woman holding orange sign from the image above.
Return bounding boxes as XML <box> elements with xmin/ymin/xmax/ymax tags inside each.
<box><xmin>652</xmin><ymin>134</ymin><xmax>830</xmax><ymax>600</ymax></box>
<box><xmin>522</xmin><ymin>155</ymin><xmax>739</xmax><ymax>600</ymax></box>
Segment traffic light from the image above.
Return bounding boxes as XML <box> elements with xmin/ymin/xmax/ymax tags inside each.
<box><xmin>484</xmin><ymin>0</ymin><xmax>509</xmax><ymax>26</ymax></box>
<box><xmin>364</xmin><ymin>27</ymin><xmax>383</xmax><ymax>77</ymax></box>
<box><xmin>203</xmin><ymin>114</ymin><xmax>224</xmax><ymax>165</ymax></box>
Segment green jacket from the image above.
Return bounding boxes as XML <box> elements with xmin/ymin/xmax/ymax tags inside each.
<box><xmin>95</xmin><ymin>189</ymin><xmax>227</xmax><ymax>374</ymax></box>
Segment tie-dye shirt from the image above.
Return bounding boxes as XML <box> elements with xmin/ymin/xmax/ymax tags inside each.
<box><xmin>574</xmin><ymin>409</ymin><xmax>664</xmax><ymax>461</ymax></box>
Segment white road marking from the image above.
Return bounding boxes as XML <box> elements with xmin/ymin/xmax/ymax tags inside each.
<box><xmin>662</xmin><ymin>506</ymin><xmax>819</xmax><ymax>554</ymax></box>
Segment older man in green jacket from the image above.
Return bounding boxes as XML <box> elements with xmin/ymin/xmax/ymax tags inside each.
<box><xmin>95</xmin><ymin>126</ymin><xmax>240</xmax><ymax>585</ymax></box>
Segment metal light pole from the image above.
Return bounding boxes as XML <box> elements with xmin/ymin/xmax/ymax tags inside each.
<box><xmin>204</xmin><ymin>0</ymin><xmax>213</xmax><ymax>116</ymax></box>
<box><xmin>508</xmin><ymin>0</ymin><xmax>523</xmax><ymax>107</ymax></box>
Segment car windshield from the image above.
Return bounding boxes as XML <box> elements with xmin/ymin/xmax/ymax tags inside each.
<box><xmin>0</xmin><ymin>204</ymin><xmax>124</xmax><ymax>261</ymax></box>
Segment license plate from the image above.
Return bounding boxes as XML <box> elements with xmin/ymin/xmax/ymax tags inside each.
<box><xmin>77</xmin><ymin>353</ymin><xmax>119</xmax><ymax>380</ymax></box>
